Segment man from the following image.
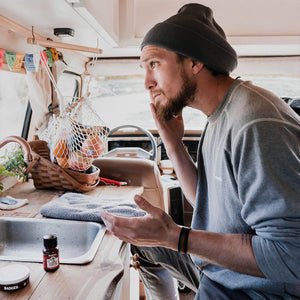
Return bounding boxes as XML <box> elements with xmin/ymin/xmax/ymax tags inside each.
<box><xmin>100</xmin><ymin>3</ymin><xmax>300</xmax><ymax>299</ymax></box>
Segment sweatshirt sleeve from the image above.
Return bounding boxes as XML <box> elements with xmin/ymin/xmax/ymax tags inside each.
<box><xmin>232</xmin><ymin>118</ymin><xmax>300</xmax><ymax>283</ymax></box>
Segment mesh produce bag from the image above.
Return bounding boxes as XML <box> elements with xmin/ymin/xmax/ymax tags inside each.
<box><xmin>39</xmin><ymin>97</ymin><xmax>109</xmax><ymax>171</ymax></box>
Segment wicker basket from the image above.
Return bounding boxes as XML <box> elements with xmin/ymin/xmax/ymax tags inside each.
<box><xmin>26</xmin><ymin>140</ymin><xmax>100</xmax><ymax>192</ymax></box>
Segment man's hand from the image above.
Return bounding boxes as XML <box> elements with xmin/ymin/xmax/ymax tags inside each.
<box><xmin>100</xmin><ymin>195</ymin><xmax>181</xmax><ymax>250</ymax></box>
<box><xmin>150</xmin><ymin>103</ymin><xmax>184</xmax><ymax>154</ymax></box>
<box><xmin>150</xmin><ymin>102</ymin><xmax>198</xmax><ymax>204</ymax></box>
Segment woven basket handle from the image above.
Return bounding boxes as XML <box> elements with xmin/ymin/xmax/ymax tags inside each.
<box><xmin>25</xmin><ymin>155</ymin><xmax>40</xmax><ymax>174</ymax></box>
<box><xmin>0</xmin><ymin>135</ymin><xmax>33</xmax><ymax>163</ymax></box>
<box><xmin>56</xmin><ymin>166</ymin><xmax>100</xmax><ymax>192</ymax></box>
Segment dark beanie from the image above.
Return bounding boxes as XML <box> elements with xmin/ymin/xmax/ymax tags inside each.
<box><xmin>141</xmin><ymin>3</ymin><xmax>237</xmax><ymax>74</ymax></box>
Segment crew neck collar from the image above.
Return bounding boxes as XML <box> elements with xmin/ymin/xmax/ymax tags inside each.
<box><xmin>207</xmin><ymin>78</ymin><xmax>242</xmax><ymax>123</ymax></box>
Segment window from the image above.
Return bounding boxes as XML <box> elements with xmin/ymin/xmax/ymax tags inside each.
<box><xmin>87</xmin><ymin>75</ymin><xmax>207</xmax><ymax>130</ymax></box>
<box><xmin>233</xmin><ymin>56</ymin><xmax>300</xmax><ymax>97</ymax></box>
<box><xmin>57</xmin><ymin>72</ymin><xmax>81</xmax><ymax>106</ymax></box>
<box><xmin>237</xmin><ymin>75</ymin><xmax>300</xmax><ymax>98</ymax></box>
<box><xmin>76</xmin><ymin>57</ymin><xmax>300</xmax><ymax>131</ymax></box>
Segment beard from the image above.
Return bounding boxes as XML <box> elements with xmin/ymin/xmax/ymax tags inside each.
<box><xmin>155</xmin><ymin>73</ymin><xmax>197</xmax><ymax>123</ymax></box>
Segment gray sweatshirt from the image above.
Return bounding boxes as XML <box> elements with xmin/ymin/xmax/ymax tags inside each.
<box><xmin>191</xmin><ymin>79</ymin><xmax>300</xmax><ymax>298</ymax></box>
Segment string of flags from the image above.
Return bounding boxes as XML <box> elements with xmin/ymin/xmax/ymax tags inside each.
<box><xmin>0</xmin><ymin>48</ymin><xmax>60</xmax><ymax>72</ymax></box>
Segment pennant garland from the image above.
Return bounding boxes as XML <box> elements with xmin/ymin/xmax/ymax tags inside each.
<box><xmin>46</xmin><ymin>49</ymin><xmax>53</xmax><ymax>67</ymax></box>
<box><xmin>50</xmin><ymin>48</ymin><xmax>59</xmax><ymax>61</ymax></box>
<box><xmin>4</xmin><ymin>51</ymin><xmax>16</xmax><ymax>71</ymax></box>
<box><xmin>14</xmin><ymin>53</ymin><xmax>25</xmax><ymax>71</ymax></box>
<box><xmin>24</xmin><ymin>54</ymin><xmax>34</xmax><ymax>71</ymax></box>
<box><xmin>25</xmin><ymin>53</ymin><xmax>40</xmax><ymax>72</ymax></box>
<box><xmin>0</xmin><ymin>49</ymin><xmax>5</xmax><ymax>70</ymax></box>
<box><xmin>40</xmin><ymin>50</ymin><xmax>48</xmax><ymax>68</ymax></box>
<box><xmin>0</xmin><ymin>48</ymin><xmax>61</xmax><ymax>72</ymax></box>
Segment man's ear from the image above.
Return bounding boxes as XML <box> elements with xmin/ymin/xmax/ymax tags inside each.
<box><xmin>191</xmin><ymin>60</ymin><xmax>204</xmax><ymax>74</ymax></box>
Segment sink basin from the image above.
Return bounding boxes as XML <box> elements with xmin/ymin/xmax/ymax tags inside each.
<box><xmin>0</xmin><ymin>217</ymin><xmax>105</xmax><ymax>264</ymax></box>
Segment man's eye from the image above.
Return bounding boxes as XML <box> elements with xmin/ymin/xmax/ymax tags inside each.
<box><xmin>150</xmin><ymin>61</ymin><xmax>158</xmax><ymax>69</ymax></box>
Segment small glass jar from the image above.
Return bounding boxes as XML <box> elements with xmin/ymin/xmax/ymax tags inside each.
<box><xmin>43</xmin><ymin>234</ymin><xmax>60</xmax><ymax>272</ymax></box>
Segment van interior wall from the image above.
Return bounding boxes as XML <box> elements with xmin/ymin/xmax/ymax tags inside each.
<box><xmin>235</xmin><ymin>56</ymin><xmax>300</xmax><ymax>76</ymax></box>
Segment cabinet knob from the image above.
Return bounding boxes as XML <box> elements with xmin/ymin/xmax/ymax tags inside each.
<box><xmin>129</xmin><ymin>253</ymin><xmax>140</xmax><ymax>270</ymax></box>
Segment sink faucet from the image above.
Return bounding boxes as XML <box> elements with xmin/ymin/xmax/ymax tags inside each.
<box><xmin>0</xmin><ymin>136</ymin><xmax>33</xmax><ymax>163</ymax></box>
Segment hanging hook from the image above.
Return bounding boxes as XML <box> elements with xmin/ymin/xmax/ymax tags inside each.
<box><xmin>31</xmin><ymin>26</ymin><xmax>36</xmax><ymax>44</ymax></box>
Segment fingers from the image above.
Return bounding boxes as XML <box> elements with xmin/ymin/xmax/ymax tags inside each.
<box><xmin>134</xmin><ymin>194</ymin><xmax>159</xmax><ymax>216</ymax></box>
<box><xmin>100</xmin><ymin>210</ymin><xmax>130</xmax><ymax>237</ymax></box>
<box><xmin>176</xmin><ymin>112</ymin><xmax>183</xmax><ymax>121</ymax></box>
<box><xmin>99</xmin><ymin>209</ymin><xmax>111</xmax><ymax>222</ymax></box>
<box><xmin>99</xmin><ymin>201</ymin><xmax>175</xmax><ymax>248</ymax></box>
<box><xmin>150</xmin><ymin>102</ymin><xmax>156</xmax><ymax>112</ymax></box>
<box><xmin>150</xmin><ymin>103</ymin><xmax>159</xmax><ymax>124</ymax></box>
<box><xmin>99</xmin><ymin>210</ymin><xmax>113</xmax><ymax>230</ymax></box>
<box><xmin>100</xmin><ymin>210</ymin><xmax>143</xmax><ymax>244</ymax></box>
<box><xmin>134</xmin><ymin>195</ymin><xmax>170</xmax><ymax>225</ymax></box>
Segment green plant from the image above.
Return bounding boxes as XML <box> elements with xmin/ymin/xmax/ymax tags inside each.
<box><xmin>0</xmin><ymin>146</ymin><xmax>28</xmax><ymax>195</ymax></box>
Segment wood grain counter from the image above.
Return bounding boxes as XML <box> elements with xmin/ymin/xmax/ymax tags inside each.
<box><xmin>0</xmin><ymin>180</ymin><xmax>141</xmax><ymax>300</ymax></box>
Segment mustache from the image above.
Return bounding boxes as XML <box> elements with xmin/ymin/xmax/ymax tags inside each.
<box><xmin>151</xmin><ymin>90</ymin><xmax>163</xmax><ymax>98</ymax></box>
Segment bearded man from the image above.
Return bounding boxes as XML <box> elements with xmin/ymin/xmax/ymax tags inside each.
<box><xmin>101</xmin><ymin>3</ymin><xmax>300</xmax><ymax>299</ymax></box>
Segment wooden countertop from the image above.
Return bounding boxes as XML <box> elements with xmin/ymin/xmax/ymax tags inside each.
<box><xmin>0</xmin><ymin>180</ymin><xmax>142</xmax><ymax>300</ymax></box>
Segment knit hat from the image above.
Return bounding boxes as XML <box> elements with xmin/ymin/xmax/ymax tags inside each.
<box><xmin>141</xmin><ymin>3</ymin><xmax>237</xmax><ymax>74</ymax></box>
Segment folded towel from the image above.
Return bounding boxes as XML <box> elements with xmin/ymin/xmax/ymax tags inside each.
<box><xmin>0</xmin><ymin>196</ymin><xmax>29</xmax><ymax>210</ymax></box>
<box><xmin>40</xmin><ymin>192</ymin><xmax>146</xmax><ymax>223</ymax></box>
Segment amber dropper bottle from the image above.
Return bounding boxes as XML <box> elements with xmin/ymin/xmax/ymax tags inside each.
<box><xmin>43</xmin><ymin>234</ymin><xmax>60</xmax><ymax>272</ymax></box>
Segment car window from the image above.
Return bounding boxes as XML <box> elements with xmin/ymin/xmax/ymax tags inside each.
<box><xmin>238</xmin><ymin>75</ymin><xmax>300</xmax><ymax>97</ymax></box>
<box><xmin>87</xmin><ymin>76</ymin><xmax>208</xmax><ymax>130</ymax></box>
<box><xmin>57</xmin><ymin>72</ymin><xmax>80</xmax><ymax>106</ymax></box>
<box><xmin>87</xmin><ymin>74</ymin><xmax>299</xmax><ymax>131</ymax></box>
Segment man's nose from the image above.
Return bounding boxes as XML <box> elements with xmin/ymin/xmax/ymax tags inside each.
<box><xmin>144</xmin><ymin>72</ymin><xmax>156</xmax><ymax>90</ymax></box>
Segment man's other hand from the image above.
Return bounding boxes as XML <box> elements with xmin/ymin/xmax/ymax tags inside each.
<box><xmin>100</xmin><ymin>195</ymin><xmax>181</xmax><ymax>250</ymax></box>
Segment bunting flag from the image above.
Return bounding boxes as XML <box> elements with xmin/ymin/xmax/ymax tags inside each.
<box><xmin>33</xmin><ymin>53</ymin><xmax>40</xmax><ymax>72</ymax></box>
<box><xmin>51</xmin><ymin>48</ymin><xmax>59</xmax><ymax>61</ymax></box>
<box><xmin>40</xmin><ymin>50</ymin><xmax>48</xmax><ymax>68</ymax></box>
<box><xmin>46</xmin><ymin>49</ymin><xmax>53</xmax><ymax>67</ymax></box>
<box><xmin>25</xmin><ymin>53</ymin><xmax>40</xmax><ymax>72</ymax></box>
<box><xmin>4</xmin><ymin>50</ymin><xmax>16</xmax><ymax>71</ymax></box>
<box><xmin>24</xmin><ymin>54</ymin><xmax>34</xmax><ymax>71</ymax></box>
<box><xmin>0</xmin><ymin>49</ymin><xmax>4</xmax><ymax>69</ymax></box>
<box><xmin>13</xmin><ymin>53</ymin><xmax>25</xmax><ymax>71</ymax></box>
<box><xmin>1</xmin><ymin>48</ymin><xmax>58</xmax><ymax>72</ymax></box>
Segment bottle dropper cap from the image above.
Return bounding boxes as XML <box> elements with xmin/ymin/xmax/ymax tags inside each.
<box><xmin>43</xmin><ymin>234</ymin><xmax>57</xmax><ymax>249</ymax></box>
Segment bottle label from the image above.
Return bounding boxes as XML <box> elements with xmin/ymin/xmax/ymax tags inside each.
<box><xmin>44</xmin><ymin>254</ymin><xmax>59</xmax><ymax>269</ymax></box>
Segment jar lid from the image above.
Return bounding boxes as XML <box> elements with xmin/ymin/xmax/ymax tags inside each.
<box><xmin>0</xmin><ymin>264</ymin><xmax>30</xmax><ymax>285</ymax></box>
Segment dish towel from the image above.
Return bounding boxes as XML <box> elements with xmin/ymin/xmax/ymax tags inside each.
<box><xmin>40</xmin><ymin>192</ymin><xmax>146</xmax><ymax>224</ymax></box>
<box><xmin>0</xmin><ymin>196</ymin><xmax>29</xmax><ymax>210</ymax></box>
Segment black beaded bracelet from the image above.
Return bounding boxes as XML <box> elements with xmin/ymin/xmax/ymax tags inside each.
<box><xmin>178</xmin><ymin>226</ymin><xmax>191</xmax><ymax>254</ymax></box>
